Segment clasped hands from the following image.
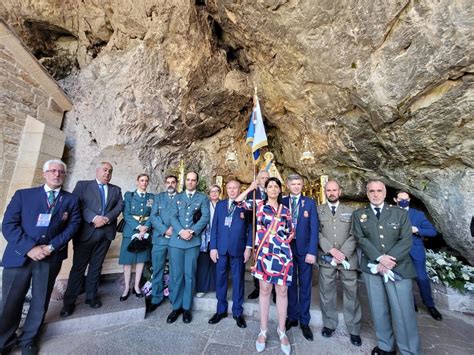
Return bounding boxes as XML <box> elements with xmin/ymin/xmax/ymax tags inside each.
<box><xmin>179</xmin><ymin>229</ymin><xmax>194</xmax><ymax>240</ymax></box>
<box><xmin>93</xmin><ymin>215</ymin><xmax>109</xmax><ymax>228</ymax></box>
<box><xmin>27</xmin><ymin>245</ymin><xmax>51</xmax><ymax>261</ymax></box>
<box><xmin>328</xmin><ymin>248</ymin><xmax>350</xmax><ymax>269</ymax></box>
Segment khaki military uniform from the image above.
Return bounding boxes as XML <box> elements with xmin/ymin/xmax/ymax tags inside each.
<box><xmin>317</xmin><ymin>203</ymin><xmax>361</xmax><ymax>335</ymax></box>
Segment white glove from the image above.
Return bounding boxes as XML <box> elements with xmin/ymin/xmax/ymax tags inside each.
<box><xmin>341</xmin><ymin>260</ymin><xmax>351</xmax><ymax>270</ymax></box>
<box><xmin>131</xmin><ymin>232</ymin><xmax>150</xmax><ymax>240</ymax></box>
<box><xmin>368</xmin><ymin>262</ymin><xmax>395</xmax><ymax>283</ymax></box>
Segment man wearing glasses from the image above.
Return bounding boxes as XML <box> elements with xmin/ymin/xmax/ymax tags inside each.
<box><xmin>0</xmin><ymin>160</ymin><xmax>81</xmax><ymax>355</ymax></box>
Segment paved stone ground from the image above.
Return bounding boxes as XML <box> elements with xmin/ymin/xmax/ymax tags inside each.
<box><xmin>9</xmin><ymin>296</ymin><xmax>474</xmax><ymax>355</ymax></box>
<box><xmin>4</xmin><ymin>274</ymin><xmax>474</xmax><ymax>354</ymax></box>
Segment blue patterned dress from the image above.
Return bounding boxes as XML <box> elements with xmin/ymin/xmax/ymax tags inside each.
<box><xmin>238</xmin><ymin>200</ymin><xmax>294</xmax><ymax>286</ymax></box>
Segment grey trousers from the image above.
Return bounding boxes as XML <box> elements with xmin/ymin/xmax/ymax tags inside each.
<box><xmin>363</xmin><ymin>273</ymin><xmax>422</xmax><ymax>355</ymax></box>
<box><xmin>318</xmin><ymin>266</ymin><xmax>362</xmax><ymax>335</ymax></box>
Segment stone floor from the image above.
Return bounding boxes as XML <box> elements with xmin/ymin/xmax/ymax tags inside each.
<box><xmin>6</xmin><ymin>275</ymin><xmax>474</xmax><ymax>354</ymax></box>
<box><xmin>15</xmin><ymin>300</ymin><xmax>474</xmax><ymax>355</ymax></box>
<box><xmin>7</xmin><ymin>283</ymin><xmax>474</xmax><ymax>355</ymax></box>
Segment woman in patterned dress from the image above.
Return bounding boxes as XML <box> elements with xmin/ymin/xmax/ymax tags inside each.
<box><xmin>236</xmin><ymin>177</ymin><xmax>294</xmax><ymax>355</ymax></box>
<box><xmin>118</xmin><ymin>174</ymin><xmax>153</xmax><ymax>300</ymax></box>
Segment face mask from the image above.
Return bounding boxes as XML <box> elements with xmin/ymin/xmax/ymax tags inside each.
<box><xmin>398</xmin><ymin>199</ymin><xmax>410</xmax><ymax>208</ymax></box>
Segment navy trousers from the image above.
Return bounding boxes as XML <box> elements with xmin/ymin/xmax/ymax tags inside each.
<box><xmin>287</xmin><ymin>252</ymin><xmax>313</xmax><ymax>325</ymax></box>
<box><xmin>216</xmin><ymin>253</ymin><xmax>245</xmax><ymax>317</ymax></box>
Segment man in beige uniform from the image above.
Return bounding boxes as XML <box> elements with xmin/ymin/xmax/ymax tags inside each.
<box><xmin>317</xmin><ymin>180</ymin><xmax>362</xmax><ymax>346</ymax></box>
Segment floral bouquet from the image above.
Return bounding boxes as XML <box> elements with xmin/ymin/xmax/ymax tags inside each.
<box><xmin>425</xmin><ymin>249</ymin><xmax>474</xmax><ymax>293</ymax></box>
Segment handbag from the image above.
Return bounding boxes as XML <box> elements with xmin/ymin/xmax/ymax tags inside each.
<box><xmin>192</xmin><ymin>208</ymin><xmax>202</xmax><ymax>224</ymax></box>
<box><xmin>117</xmin><ymin>219</ymin><xmax>125</xmax><ymax>233</ymax></box>
<box><xmin>127</xmin><ymin>234</ymin><xmax>151</xmax><ymax>253</ymax></box>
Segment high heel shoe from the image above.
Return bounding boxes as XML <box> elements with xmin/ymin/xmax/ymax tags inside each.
<box><xmin>120</xmin><ymin>290</ymin><xmax>130</xmax><ymax>302</ymax></box>
<box><xmin>133</xmin><ymin>287</ymin><xmax>144</xmax><ymax>298</ymax></box>
<box><xmin>255</xmin><ymin>328</ymin><xmax>267</xmax><ymax>353</ymax></box>
<box><xmin>277</xmin><ymin>327</ymin><xmax>291</xmax><ymax>355</ymax></box>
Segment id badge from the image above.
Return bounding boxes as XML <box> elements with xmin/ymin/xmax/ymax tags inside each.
<box><xmin>37</xmin><ymin>213</ymin><xmax>52</xmax><ymax>227</ymax></box>
<box><xmin>224</xmin><ymin>216</ymin><xmax>233</xmax><ymax>227</ymax></box>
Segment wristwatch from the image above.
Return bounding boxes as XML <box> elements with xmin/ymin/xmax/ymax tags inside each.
<box><xmin>47</xmin><ymin>244</ymin><xmax>55</xmax><ymax>253</ymax></box>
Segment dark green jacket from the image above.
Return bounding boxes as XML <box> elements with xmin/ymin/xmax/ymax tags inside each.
<box><xmin>352</xmin><ymin>204</ymin><xmax>416</xmax><ymax>279</ymax></box>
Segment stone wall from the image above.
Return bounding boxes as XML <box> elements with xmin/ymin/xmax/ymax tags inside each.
<box><xmin>1</xmin><ymin>1</ymin><xmax>472</xmax><ymax>262</ymax></box>
<box><xmin>0</xmin><ymin>20</ymin><xmax>71</xmax><ymax>274</ymax></box>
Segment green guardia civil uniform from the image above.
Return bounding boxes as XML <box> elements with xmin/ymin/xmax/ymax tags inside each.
<box><xmin>168</xmin><ymin>191</ymin><xmax>210</xmax><ymax>311</ymax></box>
<box><xmin>149</xmin><ymin>191</ymin><xmax>177</xmax><ymax>305</ymax></box>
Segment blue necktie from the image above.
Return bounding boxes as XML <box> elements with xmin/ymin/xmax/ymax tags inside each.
<box><xmin>331</xmin><ymin>205</ymin><xmax>336</xmax><ymax>216</ymax></box>
<box><xmin>99</xmin><ymin>184</ymin><xmax>106</xmax><ymax>215</ymax></box>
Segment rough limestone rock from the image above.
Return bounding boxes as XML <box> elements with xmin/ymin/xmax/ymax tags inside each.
<box><xmin>1</xmin><ymin>0</ymin><xmax>472</xmax><ymax>262</ymax></box>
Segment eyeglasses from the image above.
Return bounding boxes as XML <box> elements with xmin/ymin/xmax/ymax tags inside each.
<box><xmin>45</xmin><ymin>169</ymin><xmax>66</xmax><ymax>175</ymax></box>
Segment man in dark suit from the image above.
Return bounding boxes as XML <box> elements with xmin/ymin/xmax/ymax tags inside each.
<box><xmin>247</xmin><ymin>170</ymin><xmax>269</xmax><ymax>300</ymax></box>
<box><xmin>394</xmin><ymin>191</ymin><xmax>442</xmax><ymax>321</ymax></box>
<box><xmin>60</xmin><ymin>162</ymin><xmax>123</xmax><ymax>317</ymax></box>
<box><xmin>352</xmin><ymin>180</ymin><xmax>421</xmax><ymax>355</ymax></box>
<box><xmin>282</xmin><ymin>174</ymin><xmax>319</xmax><ymax>341</ymax></box>
<box><xmin>208</xmin><ymin>180</ymin><xmax>252</xmax><ymax>328</ymax></box>
<box><xmin>0</xmin><ymin>159</ymin><xmax>81</xmax><ymax>355</ymax></box>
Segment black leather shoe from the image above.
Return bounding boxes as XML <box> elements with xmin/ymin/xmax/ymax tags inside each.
<box><xmin>167</xmin><ymin>309</ymin><xmax>183</xmax><ymax>324</ymax></box>
<box><xmin>147</xmin><ymin>301</ymin><xmax>162</xmax><ymax>313</ymax></box>
<box><xmin>183</xmin><ymin>310</ymin><xmax>192</xmax><ymax>323</ymax></box>
<box><xmin>321</xmin><ymin>327</ymin><xmax>335</xmax><ymax>338</ymax></box>
<box><xmin>60</xmin><ymin>304</ymin><xmax>75</xmax><ymax>317</ymax></box>
<box><xmin>120</xmin><ymin>290</ymin><xmax>130</xmax><ymax>302</ymax></box>
<box><xmin>234</xmin><ymin>315</ymin><xmax>247</xmax><ymax>328</ymax></box>
<box><xmin>428</xmin><ymin>306</ymin><xmax>443</xmax><ymax>321</ymax></box>
<box><xmin>285</xmin><ymin>319</ymin><xmax>298</xmax><ymax>331</ymax></box>
<box><xmin>208</xmin><ymin>312</ymin><xmax>227</xmax><ymax>324</ymax></box>
<box><xmin>371</xmin><ymin>346</ymin><xmax>396</xmax><ymax>355</ymax></box>
<box><xmin>20</xmin><ymin>343</ymin><xmax>38</xmax><ymax>355</ymax></box>
<box><xmin>350</xmin><ymin>334</ymin><xmax>362</xmax><ymax>346</ymax></box>
<box><xmin>133</xmin><ymin>288</ymin><xmax>144</xmax><ymax>298</ymax></box>
<box><xmin>85</xmin><ymin>298</ymin><xmax>102</xmax><ymax>309</ymax></box>
<box><xmin>301</xmin><ymin>324</ymin><xmax>313</xmax><ymax>341</ymax></box>
<box><xmin>247</xmin><ymin>289</ymin><xmax>259</xmax><ymax>299</ymax></box>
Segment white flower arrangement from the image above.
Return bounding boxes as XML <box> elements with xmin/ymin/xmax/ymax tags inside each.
<box><xmin>425</xmin><ymin>249</ymin><xmax>474</xmax><ymax>293</ymax></box>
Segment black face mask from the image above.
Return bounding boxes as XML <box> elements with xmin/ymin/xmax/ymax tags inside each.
<box><xmin>397</xmin><ymin>199</ymin><xmax>410</xmax><ymax>208</ymax></box>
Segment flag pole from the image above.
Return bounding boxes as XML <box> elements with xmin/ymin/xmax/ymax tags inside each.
<box><xmin>252</xmin><ymin>86</ymin><xmax>258</xmax><ymax>261</ymax></box>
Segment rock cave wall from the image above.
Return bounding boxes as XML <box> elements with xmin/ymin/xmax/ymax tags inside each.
<box><xmin>1</xmin><ymin>0</ymin><xmax>472</xmax><ymax>262</ymax></box>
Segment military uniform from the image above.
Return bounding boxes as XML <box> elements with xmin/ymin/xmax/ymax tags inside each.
<box><xmin>149</xmin><ymin>191</ymin><xmax>176</xmax><ymax>305</ymax></box>
<box><xmin>169</xmin><ymin>191</ymin><xmax>210</xmax><ymax>311</ymax></box>
<box><xmin>317</xmin><ymin>203</ymin><xmax>361</xmax><ymax>336</ymax></box>
<box><xmin>118</xmin><ymin>191</ymin><xmax>153</xmax><ymax>265</ymax></box>
<box><xmin>352</xmin><ymin>204</ymin><xmax>421</xmax><ymax>355</ymax></box>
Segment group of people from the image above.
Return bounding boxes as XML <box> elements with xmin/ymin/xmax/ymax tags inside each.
<box><xmin>0</xmin><ymin>159</ymin><xmax>441</xmax><ymax>355</ymax></box>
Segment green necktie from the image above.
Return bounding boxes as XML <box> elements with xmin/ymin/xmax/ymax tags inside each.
<box><xmin>48</xmin><ymin>190</ymin><xmax>56</xmax><ymax>213</ymax></box>
<box><xmin>291</xmin><ymin>196</ymin><xmax>298</xmax><ymax>222</ymax></box>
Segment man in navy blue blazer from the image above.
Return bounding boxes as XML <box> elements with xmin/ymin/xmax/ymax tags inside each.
<box><xmin>0</xmin><ymin>159</ymin><xmax>81</xmax><ymax>355</ymax></box>
<box><xmin>394</xmin><ymin>191</ymin><xmax>442</xmax><ymax>321</ymax></box>
<box><xmin>208</xmin><ymin>180</ymin><xmax>252</xmax><ymax>328</ymax></box>
<box><xmin>282</xmin><ymin>174</ymin><xmax>319</xmax><ymax>341</ymax></box>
